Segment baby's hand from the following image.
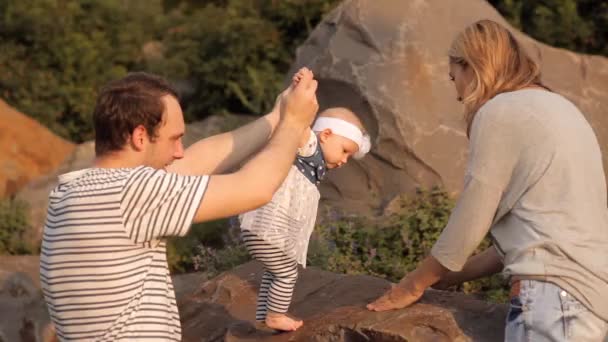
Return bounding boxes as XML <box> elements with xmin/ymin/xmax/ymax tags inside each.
<box><xmin>292</xmin><ymin>68</ymin><xmax>308</xmax><ymax>87</ymax></box>
<box><xmin>272</xmin><ymin>68</ymin><xmax>312</xmax><ymax>117</ymax></box>
<box><xmin>280</xmin><ymin>68</ymin><xmax>318</xmax><ymax>127</ymax></box>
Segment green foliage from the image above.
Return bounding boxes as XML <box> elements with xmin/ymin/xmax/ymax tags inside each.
<box><xmin>0</xmin><ymin>0</ymin><xmax>165</xmax><ymax>142</ymax></box>
<box><xmin>2</xmin><ymin>0</ymin><xmax>603</xmax><ymax>144</ymax></box>
<box><xmin>153</xmin><ymin>0</ymin><xmax>340</xmax><ymax>121</ymax></box>
<box><xmin>309</xmin><ymin>188</ymin><xmax>509</xmax><ymax>303</ymax></box>
<box><xmin>166</xmin><ymin>218</ymin><xmax>231</xmax><ymax>273</ymax></box>
<box><xmin>192</xmin><ymin>244</ymin><xmax>250</xmax><ymax>277</ymax></box>
<box><xmin>167</xmin><ymin>218</ymin><xmax>250</xmax><ymax>275</ymax></box>
<box><xmin>0</xmin><ymin>0</ymin><xmax>339</xmax><ymax>142</ymax></box>
<box><xmin>155</xmin><ymin>3</ymin><xmax>285</xmax><ymax>118</ymax></box>
<box><xmin>0</xmin><ymin>198</ymin><xmax>33</xmax><ymax>255</ymax></box>
<box><xmin>489</xmin><ymin>0</ymin><xmax>608</xmax><ymax>56</ymax></box>
<box><xmin>309</xmin><ymin>188</ymin><xmax>452</xmax><ymax>279</ymax></box>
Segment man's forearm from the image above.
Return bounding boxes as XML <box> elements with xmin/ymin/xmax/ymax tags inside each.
<box><xmin>191</xmin><ymin>117</ymin><xmax>308</xmax><ymax>223</ymax></box>
<box><xmin>238</xmin><ymin>116</ymin><xmax>304</xmax><ymax>196</ymax></box>
<box><xmin>168</xmin><ymin>111</ymin><xmax>278</xmax><ymax>175</ymax></box>
<box><xmin>191</xmin><ymin>68</ymin><xmax>319</xmax><ymax>222</ymax></box>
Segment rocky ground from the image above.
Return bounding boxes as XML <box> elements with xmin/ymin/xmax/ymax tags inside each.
<box><xmin>0</xmin><ymin>257</ymin><xmax>508</xmax><ymax>342</ymax></box>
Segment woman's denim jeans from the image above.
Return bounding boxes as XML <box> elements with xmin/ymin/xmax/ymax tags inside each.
<box><xmin>506</xmin><ymin>280</ymin><xmax>608</xmax><ymax>341</ymax></box>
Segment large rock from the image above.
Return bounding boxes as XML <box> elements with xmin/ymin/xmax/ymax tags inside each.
<box><xmin>16</xmin><ymin>114</ymin><xmax>253</xmax><ymax>251</ymax></box>
<box><xmin>290</xmin><ymin>0</ymin><xmax>608</xmax><ymax>212</ymax></box>
<box><xmin>0</xmin><ymin>100</ymin><xmax>74</xmax><ymax>198</ymax></box>
<box><xmin>0</xmin><ymin>256</ymin><xmax>55</xmax><ymax>342</ymax></box>
<box><xmin>16</xmin><ymin>142</ymin><xmax>96</xmax><ymax>252</ymax></box>
<box><xmin>0</xmin><ymin>257</ymin><xmax>507</xmax><ymax>341</ymax></box>
<box><xmin>178</xmin><ymin>261</ymin><xmax>507</xmax><ymax>341</ymax></box>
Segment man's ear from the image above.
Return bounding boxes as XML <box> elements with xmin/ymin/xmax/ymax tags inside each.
<box><xmin>130</xmin><ymin>125</ymin><xmax>148</xmax><ymax>151</ymax></box>
<box><xmin>318</xmin><ymin>128</ymin><xmax>332</xmax><ymax>143</ymax></box>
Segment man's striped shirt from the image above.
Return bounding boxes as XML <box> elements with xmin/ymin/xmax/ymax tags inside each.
<box><xmin>40</xmin><ymin>166</ymin><xmax>208</xmax><ymax>341</ymax></box>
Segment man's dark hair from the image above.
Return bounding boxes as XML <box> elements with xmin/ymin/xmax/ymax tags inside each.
<box><xmin>93</xmin><ymin>72</ymin><xmax>179</xmax><ymax>156</ymax></box>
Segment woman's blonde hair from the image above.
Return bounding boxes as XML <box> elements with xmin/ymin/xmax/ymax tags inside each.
<box><xmin>449</xmin><ymin>20</ymin><xmax>544</xmax><ymax>134</ymax></box>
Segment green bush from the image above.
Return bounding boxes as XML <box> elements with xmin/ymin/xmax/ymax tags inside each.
<box><xmin>0</xmin><ymin>0</ymin><xmax>339</xmax><ymax>142</ymax></box>
<box><xmin>2</xmin><ymin>0</ymin><xmax>603</xmax><ymax>144</ymax></box>
<box><xmin>0</xmin><ymin>198</ymin><xmax>33</xmax><ymax>255</ymax></box>
<box><xmin>167</xmin><ymin>218</ymin><xmax>230</xmax><ymax>273</ymax></box>
<box><xmin>192</xmin><ymin>244</ymin><xmax>250</xmax><ymax>277</ymax></box>
<box><xmin>167</xmin><ymin>217</ymin><xmax>250</xmax><ymax>275</ymax></box>
<box><xmin>0</xmin><ymin>0</ymin><xmax>165</xmax><ymax>142</ymax></box>
<box><xmin>153</xmin><ymin>0</ymin><xmax>340</xmax><ymax>121</ymax></box>
<box><xmin>309</xmin><ymin>188</ymin><xmax>509</xmax><ymax>303</ymax></box>
<box><xmin>489</xmin><ymin>0</ymin><xmax>607</xmax><ymax>56</ymax></box>
<box><xmin>155</xmin><ymin>3</ymin><xmax>285</xmax><ymax>119</ymax></box>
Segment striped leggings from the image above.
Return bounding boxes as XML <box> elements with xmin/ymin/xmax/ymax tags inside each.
<box><xmin>241</xmin><ymin>230</ymin><xmax>298</xmax><ymax>321</ymax></box>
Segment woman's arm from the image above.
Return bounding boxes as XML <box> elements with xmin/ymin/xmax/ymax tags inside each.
<box><xmin>432</xmin><ymin>246</ymin><xmax>503</xmax><ymax>290</ymax></box>
<box><xmin>368</xmin><ymin>105</ymin><xmax>520</xmax><ymax>312</ymax></box>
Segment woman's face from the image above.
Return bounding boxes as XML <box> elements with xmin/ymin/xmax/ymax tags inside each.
<box><xmin>448</xmin><ymin>62</ymin><xmax>475</xmax><ymax>102</ymax></box>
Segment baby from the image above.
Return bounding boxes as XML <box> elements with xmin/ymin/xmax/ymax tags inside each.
<box><xmin>239</xmin><ymin>71</ymin><xmax>371</xmax><ymax>332</ymax></box>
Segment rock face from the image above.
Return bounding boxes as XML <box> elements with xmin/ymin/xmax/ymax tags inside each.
<box><xmin>0</xmin><ymin>100</ymin><xmax>74</xmax><ymax>198</ymax></box>
<box><xmin>16</xmin><ymin>142</ymin><xmax>95</xmax><ymax>252</ymax></box>
<box><xmin>178</xmin><ymin>261</ymin><xmax>508</xmax><ymax>341</ymax></box>
<box><xmin>0</xmin><ymin>256</ymin><xmax>56</xmax><ymax>342</ymax></box>
<box><xmin>16</xmin><ymin>114</ymin><xmax>253</xmax><ymax>252</ymax></box>
<box><xmin>290</xmin><ymin>0</ymin><xmax>608</xmax><ymax>212</ymax></box>
<box><xmin>0</xmin><ymin>258</ymin><xmax>507</xmax><ymax>342</ymax></box>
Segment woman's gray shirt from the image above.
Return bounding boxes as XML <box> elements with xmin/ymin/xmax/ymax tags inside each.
<box><xmin>431</xmin><ymin>89</ymin><xmax>608</xmax><ymax>320</ymax></box>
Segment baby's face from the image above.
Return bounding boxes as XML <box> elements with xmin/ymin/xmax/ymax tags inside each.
<box><xmin>318</xmin><ymin>131</ymin><xmax>359</xmax><ymax>169</ymax></box>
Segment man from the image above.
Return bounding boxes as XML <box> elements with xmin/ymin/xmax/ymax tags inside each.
<box><xmin>40</xmin><ymin>69</ymin><xmax>318</xmax><ymax>341</ymax></box>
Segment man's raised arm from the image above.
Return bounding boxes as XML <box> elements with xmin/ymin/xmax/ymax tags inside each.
<box><xmin>168</xmin><ymin>86</ymin><xmax>287</xmax><ymax>175</ymax></box>
<box><xmin>193</xmin><ymin>68</ymin><xmax>319</xmax><ymax>222</ymax></box>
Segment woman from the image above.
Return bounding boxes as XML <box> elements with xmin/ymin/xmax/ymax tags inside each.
<box><xmin>367</xmin><ymin>20</ymin><xmax>608</xmax><ymax>341</ymax></box>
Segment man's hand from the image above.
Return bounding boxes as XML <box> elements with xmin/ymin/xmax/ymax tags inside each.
<box><xmin>280</xmin><ymin>67</ymin><xmax>318</xmax><ymax>128</ymax></box>
<box><xmin>192</xmin><ymin>68</ymin><xmax>318</xmax><ymax>222</ymax></box>
<box><xmin>167</xmin><ymin>68</ymin><xmax>318</xmax><ymax>176</ymax></box>
<box><xmin>267</xmin><ymin>67</ymin><xmax>315</xmax><ymax>131</ymax></box>
<box><xmin>292</xmin><ymin>68</ymin><xmax>307</xmax><ymax>86</ymax></box>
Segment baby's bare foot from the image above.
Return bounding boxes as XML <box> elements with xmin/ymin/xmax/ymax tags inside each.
<box><xmin>265</xmin><ymin>312</ymin><xmax>303</xmax><ymax>331</ymax></box>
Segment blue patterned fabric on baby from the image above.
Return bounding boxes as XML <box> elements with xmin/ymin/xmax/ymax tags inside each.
<box><xmin>295</xmin><ymin>134</ymin><xmax>326</xmax><ymax>186</ymax></box>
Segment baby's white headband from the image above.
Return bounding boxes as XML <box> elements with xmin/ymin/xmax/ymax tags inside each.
<box><xmin>312</xmin><ymin>117</ymin><xmax>371</xmax><ymax>159</ymax></box>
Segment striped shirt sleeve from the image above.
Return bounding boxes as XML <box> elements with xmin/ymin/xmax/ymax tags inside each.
<box><xmin>120</xmin><ymin>166</ymin><xmax>209</xmax><ymax>243</ymax></box>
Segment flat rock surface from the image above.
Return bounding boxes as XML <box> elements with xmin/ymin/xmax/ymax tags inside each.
<box><xmin>179</xmin><ymin>261</ymin><xmax>508</xmax><ymax>341</ymax></box>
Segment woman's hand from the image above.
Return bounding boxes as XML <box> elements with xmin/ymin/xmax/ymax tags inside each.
<box><xmin>367</xmin><ymin>256</ymin><xmax>449</xmax><ymax>312</ymax></box>
<box><xmin>366</xmin><ymin>280</ymin><xmax>425</xmax><ymax>312</ymax></box>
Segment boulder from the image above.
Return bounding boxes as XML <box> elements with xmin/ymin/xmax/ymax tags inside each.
<box><xmin>0</xmin><ymin>256</ymin><xmax>56</xmax><ymax>342</ymax></box>
<box><xmin>178</xmin><ymin>261</ymin><xmax>508</xmax><ymax>341</ymax></box>
<box><xmin>16</xmin><ymin>142</ymin><xmax>95</xmax><ymax>252</ymax></box>
<box><xmin>289</xmin><ymin>0</ymin><xmax>608</xmax><ymax>212</ymax></box>
<box><xmin>0</xmin><ymin>257</ymin><xmax>508</xmax><ymax>341</ymax></box>
<box><xmin>0</xmin><ymin>100</ymin><xmax>74</xmax><ymax>198</ymax></box>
